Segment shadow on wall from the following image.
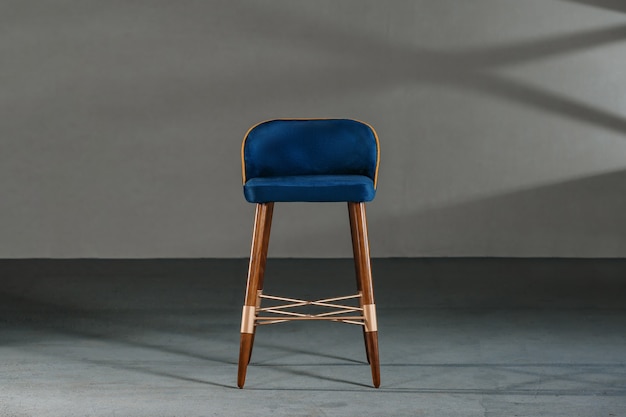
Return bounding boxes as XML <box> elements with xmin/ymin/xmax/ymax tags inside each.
<box><xmin>379</xmin><ymin>169</ymin><xmax>626</xmax><ymax>257</ymax></box>
<box><xmin>273</xmin><ymin>169</ymin><xmax>626</xmax><ymax>257</ymax></box>
<box><xmin>564</xmin><ymin>0</ymin><xmax>626</xmax><ymax>13</ymax></box>
<box><xmin>232</xmin><ymin>1</ymin><xmax>626</xmax><ymax>258</ymax></box>
<box><xmin>2</xmin><ymin>1</ymin><xmax>626</xmax><ymax>258</ymax></box>
<box><xmin>224</xmin><ymin>2</ymin><xmax>626</xmax><ymax>135</ymax></box>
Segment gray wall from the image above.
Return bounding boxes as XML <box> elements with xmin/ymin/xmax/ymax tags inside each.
<box><xmin>1</xmin><ymin>0</ymin><xmax>625</xmax><ymax>258</ymax></box>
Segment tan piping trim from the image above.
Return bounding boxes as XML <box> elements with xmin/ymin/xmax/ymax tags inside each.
<box><xmin>241</xmin><ymin>120</ymin><xmax>269</xmax><ymax>185</ymax></box>
<box><xmin>354</xmin><ymin>119</ymin><xmax>381</xmax><ymax>189</ymax></box>
<box><xmin>241</xmin><ymin>118</ymin><xmax>380</xmax><ymax>187</ymax></box>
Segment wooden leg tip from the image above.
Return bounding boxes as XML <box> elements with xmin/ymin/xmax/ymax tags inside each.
<box><xmin>237</xmin><ymin>333</ymin><xmax>254</xmax><ymax>389</ymax></box>
<box><xmin>364</xmin><ymin>331</ymin><xmax>380</xmax><ymax>388</ymax></box>
<box><xmin>237</xmin><ymin>368</ymin><xmax>247</xmax><ymax>389</ymax></box>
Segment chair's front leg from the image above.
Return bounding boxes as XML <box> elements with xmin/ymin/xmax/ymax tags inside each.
<box><xmin>237</xmin><ymin>202</ymin><xmax>274</xmax><ymax>389</ymax></box>
<box><xmin>349</xmin><ymin>202</ymin><xmax>381</xmax><ymax>388</ymax></box>
<box><xmin>349</xmin><ymin>202</ymin><xmax>371</xmax><ymax>364</ymax></box>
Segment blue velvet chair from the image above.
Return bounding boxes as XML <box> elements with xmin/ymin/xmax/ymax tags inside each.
<box><xmin>238</xmin><ymin>118</ymin><xmax>381</xmax><ymax>388</ymax></box>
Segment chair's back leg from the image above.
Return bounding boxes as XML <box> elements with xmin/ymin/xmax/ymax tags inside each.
<box><xmin>348</xmin><ymin>202</ymin><xmax>381</xmax><ymax>388</ymax></box>
<box><xmin>349</xmin><ymin>202</ymin><xmax>364</xmax><ymax>291</ymax></box>
<box><xmin>237</xmin><ymin>202</ymin><xmax>274</xmax><ymax>388</ymax></box>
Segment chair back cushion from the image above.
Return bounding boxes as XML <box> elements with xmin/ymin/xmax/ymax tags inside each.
<box><xmin>242</xmin><ymin>119</ymin><xmax>379</xmax><ymax>185</ymax></box>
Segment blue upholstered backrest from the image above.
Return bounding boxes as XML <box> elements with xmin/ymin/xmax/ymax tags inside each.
<box><xmin>242</xmin><ymin>119</ymin><xmax>379</xmax><ymax>186</ymax></box>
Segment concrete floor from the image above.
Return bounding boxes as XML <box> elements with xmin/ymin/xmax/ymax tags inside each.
<box><xmin>1</xmin><ymin>258</ymin><xmax>625</xmax><ymax>416</ymax></box>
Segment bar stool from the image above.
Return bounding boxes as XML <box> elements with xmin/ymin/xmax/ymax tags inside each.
<box><xmin>237</xmin><ymin>118</ymin><xmax>381</xmax><ymax>388</ymax></box>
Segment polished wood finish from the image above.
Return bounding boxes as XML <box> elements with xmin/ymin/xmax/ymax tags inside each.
<box><xmin>237</xmin><ymin>333</ymin><xmax>254</xmax><ymax>387</ymax></box>
<box><xmin>238</xmin><ymin>202</ymin><xmax>274</xmax><ymax>388</ymax></box>
<box><xmin>348</xmin><ymin>203</ymin><xmax>375</xmax><ymax>303</ymax></box>
<box><xmin>348</xmin><ymin>202</ymin><xmax>364</xmax><ymax>292</ymax></box>
<box><xmin>256</xmin><ymin>203</ymin><xmax>274</xmax><ymax>291</ymax></box>
<box><xmin>243</xmin><ymin>203</ymin><xmax>274</xmax><ymax>306</ymax></box>
<box><xmin>365</xmin><ymin>331</ymin><xmax>381</xmax><ymax>388</ymax></box>
<box><xmin>249</xmin><ymin>202</ymin><xmax>273</xmax><ymax>366</ymax></box>
<box><xmin>349</xmin><ymin>202</ymin><xmax>370</xmax><ymax>364</ymax></box>
<box><xmin>348</xmin><ymin>202</ymin><xmax>381</xmax><ymax>388</ymax></box>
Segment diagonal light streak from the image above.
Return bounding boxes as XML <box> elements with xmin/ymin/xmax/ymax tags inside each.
<box><xmin>453</xmin><ymin>24</ymin><xmax>626</xmax><ymax>68</ymax></box>
<box><xmin>226</xmin><ymin>2</ymin><xmax>626</xmax><ymax>134</ymax></box>
<box><xmin>562</xmin><ymin>0</ymin><xmax>626</xmax><ymax>13</ymax></box>
<box><xmin>236</xmin><ymin>2</ymin><xmax>626</xmax><ymax>70</ymax></box>
<box><xmin>444</xmin><ymin>71</ymin><xmax>626</xmax><ymax>135</ymax></box>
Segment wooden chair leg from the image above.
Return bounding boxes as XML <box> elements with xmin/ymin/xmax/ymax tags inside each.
<box><xmin>237</xmin><ymin>202</ymin><xmax>274</xmax><ymax>388</ymax></box>
<box><xmin>247</xmin><ymin>202</ymin><xmax>273</xmax><ymax>366</ymax></box>
<box><xmin>348</xmin><ymin>202</ymin><xmax>381</xmax><ymax>388</ymax></box>
<box><xmin>348</xmin><ymin>202</ymin><xmax>371</xmax><ymax>365</ymax></box>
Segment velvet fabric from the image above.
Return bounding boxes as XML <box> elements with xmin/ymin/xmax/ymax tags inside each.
<box><xmin>242</xmin><ymin>119</ymin><xmax>378</xmax><ymax>203</ymax></box>
<box><xmin>244</xmin><ymin>175</ymin><xmax>375</xmax><ymax>203</ymax></box>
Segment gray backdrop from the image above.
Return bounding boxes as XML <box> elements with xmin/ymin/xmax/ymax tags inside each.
<box><xmin>1</xmin><ymin>0</ymin><xmax>625</xmax><ymax>258</ymax></box>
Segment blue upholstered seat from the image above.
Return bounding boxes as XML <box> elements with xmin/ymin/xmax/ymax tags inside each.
<box><xmin>244</xmin><ymin>175</ymin><xmax>376</xmax><ymax>203</ymax></box>
<box><xmin>242</xmin><ymin>119</ymin><xmax>379</xmax><ymax>203</ymax></box>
